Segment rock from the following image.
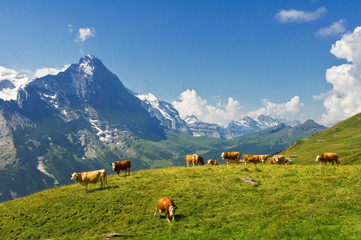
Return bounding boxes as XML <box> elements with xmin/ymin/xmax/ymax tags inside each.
<box><xmin>241</xmin><ymin>178</ymin><xmax>257</xmax><ymax>185</ymax></box>
<box><xmin>102</xmin><ymin>233</ymin><xmax>131</xmax><ymax>239</ymax></box>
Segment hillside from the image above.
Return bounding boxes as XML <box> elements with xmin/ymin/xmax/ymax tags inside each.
<box><xmin>1</xmin><ymin>165</ymin><xmax>361</xmax><ymax>239</ymax></box>
<box><xmin>280</xmin><ymin>112</ymin><xmax>361</xmax><ymax>165</ymax></box>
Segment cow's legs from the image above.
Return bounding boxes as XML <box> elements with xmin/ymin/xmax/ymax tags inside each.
<box><xmin>85</xmin><ymin>184</ymin><xmax>88</xmax><ymax>193</ymax></box>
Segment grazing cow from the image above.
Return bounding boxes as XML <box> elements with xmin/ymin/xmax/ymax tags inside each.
<box><xmin>186</xmin><ymin>154</ymin><xmax>204</xmax><ymax>167</ymax></box>
<box><xmin>315</xmin><ymin>152</ymin><xmax>339</xmax><ymax>166</ymax></box>
<box><xmin>110</xmin><ymin>160</ymin><xmax>131</xmax><ymax>176</ymax></box>
<box><xmin>269</xmin><ymin>156</ymin><xmax>277</xmax><ymax>164</ymax></box>
<box><xmin>270</xmin><ymin>155</ymin><xmax>290</xmax><ymax>165</ymax></box>
<box><xmin>70</xmin><ymin>169</ymin><xmax>107</xmax><ymax>193</ymax></box>
<box><xmin>154</xmin><ymin>197</ymin><xmax>177</xmax><ymax>222</ymax></box>
<box><xmin>207</xmin><ymin>159</ymin><xmax>220</xmax><ymax>165</ymax></box>
<box><xmin>220</xmin><ymin>152</ymin><xmax>240</xmax><ymax>165</ymax></box>
<box><xmin>260</xmin><ymin>154</ymin><xmax>269</xmax><ymax>164</ymax></box>
<box><xmin>243</xmin><ymin>154</ymin><xmax>265</xmax><ymax>165</ymax></box>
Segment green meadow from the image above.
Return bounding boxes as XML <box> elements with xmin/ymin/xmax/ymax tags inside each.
<box><xmin>281</xmin><ymin>112</ymin><xmax>361</xmax><ymax>165</ymax></box>
<box><xmin>1</xmin><ymin>164</ymin><xmax>361</xmax><ymax>239</ymax></box>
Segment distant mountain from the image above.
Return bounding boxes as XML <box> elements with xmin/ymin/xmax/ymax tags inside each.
<box><xmin>136</xmin><ymin>93</ymin><xmax>303</xmax><ymax>139</ymax></box>
<box><xmin>137</xmin><ymin>93</ymin><xmax>190</xmax><ymax>134</ymax></box>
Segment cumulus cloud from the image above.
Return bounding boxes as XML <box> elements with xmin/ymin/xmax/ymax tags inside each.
<box><xmin>276</xmin><ymin>7</ymin><xmax>326</xmax><ymax>23</ymax></box>
<box><xmin>34</xmin><ymin>65</ymin><xmax>70</xmax><ymax>78</ymax></box>
<box><xmin>316</xmin><ymin>19</ymin><xmax>347</xmax><ymax>37</ymax></box>
<box><xmin>247</xmin><ymin>96</ymin><xmax>304</xmax><ymax>120</ymax></box>
<box><xmin>75</xmin><ymin>27</ymin><xmax>95</xmax><ymax>42</ymax></box>
<box><xmin>172</xmin><ymin>89</ymin><xmax>244</xmax><ymax>126</ymax></box>
<box><xmin>315</xmin><ymin>26</ymin><xmax>361</xmax><ymax>125</ymax></box>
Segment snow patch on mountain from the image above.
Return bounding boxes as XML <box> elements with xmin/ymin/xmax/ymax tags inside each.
<box><xmin>79</xmin><ymin>55</ymin><xmax>96</xmax><ymax>76</ymax></box>
<box><xmin>0</xmin><ymin>66</ymin><xmax>32</xmax><ymax>101</ymax></box>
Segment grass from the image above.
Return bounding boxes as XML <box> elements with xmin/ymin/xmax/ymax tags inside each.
<box><xmin>1</xmin><ymin>164</ymin><xmax>361</xmax><ymax>239</ymax></box>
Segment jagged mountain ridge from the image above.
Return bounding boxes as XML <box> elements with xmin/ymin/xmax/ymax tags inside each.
<box><xmin>136</xmin><ymin>93</ymin><xmax>302</xmax><ymax>139</ymax></box>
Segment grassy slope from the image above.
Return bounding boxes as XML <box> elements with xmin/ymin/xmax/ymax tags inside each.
<box><xmin>281</xmin><ymin>113</ymin><xmax>361</xmax><ymax>165</ymax></box>
<box><xmin>1</xmin><ymin>164</ymin><xmax>361</xmax><ymax>239</ymax></box>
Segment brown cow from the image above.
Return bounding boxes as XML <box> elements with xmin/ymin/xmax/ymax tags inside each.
<box><xmin>70</xmin><ymin>169</ymin><xmax>107</xmax><ymax>193</ymax></box>
<box><xmin>154</xmin><ymin>197</ymin><xmax>177</xmax><ymax>222</ymax></box>
<box><xmin>220</xmin><ymin>152</ymin><xmax>240</xmax><ymax>165</ymax></box>
<box><xmin>270</xmin><ymin>155</ymin><xmax>289</xmax><ymax>164</ymax></box>
<box><xmin>243</xmin><ymin>154</ymin><xmax>265</xmax><ymax>165</ymax></box>
<box><xmin>315</xmin><ymin>152</ymin><xmax>339</xmax><ymax>166</ymax></box>
<box><xmin>110</xmin><ymin>160</ymin><xmax>131</xmax><ymax>176</ymax></box>
<box><xmin>260</xmin><ymin>154</ymin><xmax>269</xmax><ymax>164</ymax></box>
<box><xmin>186</xmin><ymin>154</ymin><xmax>204</xmax><ymax>167</ymax></box>
<box><xmin>207</xmin><ymin>159</ymin><xmax>220</xmax><ymax>165</ymax></box>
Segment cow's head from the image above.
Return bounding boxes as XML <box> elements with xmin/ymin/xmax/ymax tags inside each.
<box><xmin>70</xmin><ymin>172</ymin><xmax>78</xmax><ymax>181</ymax></box>
<box><xmin>207</xmin><ymin>159</ymin><xmax>211</xmax><ymax>165</ymax></box>
<box><xmin>315</xmin><ymin>155</ymin><xmax>320</xmax><ymax>162</ymax></box>
<box><xmin>220</xmin><ymin>152</ymin><xmax>225</xmax><ymax>159</ymax></box>
<box><xmin>169</xmin><ymin>205</ymin><xmax>177</xmax><ymax>217</ymax></box>
<box><xmin>274</xmin><ymin>156</ymin><xmax>279</xmax><ymax>162</ymax></box>
<box><xmin>111</xmin><ymin>162</ymin><xmax>116</xmax><ymax>171</ymax></box>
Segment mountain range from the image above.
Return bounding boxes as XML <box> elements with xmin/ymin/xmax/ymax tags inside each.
<box><xmin>136</xmin><ymin>93</ymin><xmax>301</xmax><ymax>139</ymax></box>
<box><xmin>0</xmin><ymin>56</ymin><xmax>326</xmax><ymax>202</ymax></box>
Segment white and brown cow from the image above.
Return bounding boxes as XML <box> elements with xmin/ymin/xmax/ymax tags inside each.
<box><xmin>315</xmin><ymin>152</ymin><xmax>339</xmax><ymax>166</ymax></box>
<box><xmin>154</xmin><ymin>197</ymin><xmax>178</xmax><ymax>222</ymax></box>
<box><xmin>110</xmin><ymin>160</ymin><xmax>131</xmax><ymax>176</ymax></box>
<box><xmin>70</xmin><ymin>169</ymin><xmax>107</xmax><ymax>193</ymax></box>
<box><xmin>186</xmin><ymin>154</ymin><xmax>204</xmax><ymax>167</ymax></box>
<box><xmin>220</xmin><ymin>152</ymin><xmax>240</xmax><ymax>165</ymax></box>
<box><xmin>272</xmin><ymin>155</ymin><xmax>289</xmax><ymax>164</ymax></box>
<box><xmin>243</xmin><ymin>154</ymin><xmax>265</xmax><ymax>165</ymax></box>
<box><xmin>207</xmin><ymin>159</ymin><xmax>220</xmax><ymax>165</ymax></box>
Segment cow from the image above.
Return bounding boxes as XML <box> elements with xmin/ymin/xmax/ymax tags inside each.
<box><xmin>269</xmin><ymin>156</ymin><xmax>277</xmax><ymax>164</ymax></box>
<box><xmin>110</xmin><ymin>160</ymin><xmax>131</xmax><ymax>176</ymax></box>
<box><xmin>260</xmin><ymin>154</ymin><xmax>269</xmax><ymax>164</ymax></box>
<box><xmin>315</xmin><ymin>152</ymin><xmax>339</xmax><ymax>166</ymax></box>
<box><xmin>154</xmin><ymin>197</ymin><xmax>177</xmax><ymax>222</ymax></box>
<box><xmin>186</xmin><ymin>154</ymin><xmax>204</xmax><ymax>167</ymax></box>
<box><xmin>70</xmin><ymin>169</ymin><xmax>107</xmax><ymax>193</ymax></box>
<box><xmin>243</xmin><ymin>154</ymin><xmax>265</xmax><ymax>165</ymax></box>
<box><xmin>270</xmin><ymin>155</ymin><xmax>289</xmax><ymax>165</ymax></box>
<box><xmin>220</xmin><ymin>152</ymin><xmax>240</xmax><ymax>165</ymax></box>
<box><xmin>207</xmin><ymin>159</ymin><xmax>220</xmax><ymax>165</ymax></box>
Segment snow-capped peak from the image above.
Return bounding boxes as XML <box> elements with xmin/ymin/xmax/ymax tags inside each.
<box><xmin>137</xmin><ymin>93</ymin><xmax>158</xmax><ymax>103</ymax></box>
<box><xmin>0</xmin><ymin>66</ymin><xmax>32</xmax><ymax>101</ymax></box>
<box><xmin>184</xmin><ymin>115</ymin><xmax>200</xmax><ymax>125</ymax></box>
<box><xmin>79</xmin><ymin>55</ymin><xmax>97</xmax><ymax>76</ymax></box>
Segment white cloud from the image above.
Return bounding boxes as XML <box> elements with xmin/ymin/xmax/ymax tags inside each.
<box><xmin>316</xmin><ymin>19</ymin><xmax>347</xmax><ymax>37</ymax></box>
<box><xmin>315</xmin><ymin>26</ymin><xmax>361</xmax><ymax>125</ymax></box>
<box><xmin>276</xmin><ymin>7</ymin><xmax>326</xmax><ymax>23</ymax></box>
<box><xmin>172</xmin><ymin>89</ymin><xmax>304</xmax><ymax>126</ymax></box>
<box><xmin>34</xmin><ymin>65</ymin><xmax>70</xmax><ymax>78</ymax></box>
<box><xmin>75</xmin><ymin>27</ymin><xmax>95</xmax><ymax>42</ymax></box>
<box><xmin>68</xmin><ymin>24</ymin><xmax>73</xmax><ymax>33</ymax></box>
<box><xmin>172</xmin><ymin>89</ymin><xmax>244</xmax><ymax>127</ymax></box>
<box><xmin>247</xmin><ymin>96</ymin><xmax>304</xmax><ymax>120</ymax></box>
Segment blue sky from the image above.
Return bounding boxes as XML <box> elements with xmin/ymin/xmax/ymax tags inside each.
<box><xmin>1</xmin><ymin>0</ymin><xmax>361</xmax><ymax>126</ymax></box>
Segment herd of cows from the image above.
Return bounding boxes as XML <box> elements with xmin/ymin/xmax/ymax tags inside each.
<box><xmin>70</xmin><ymin>151</ymin><xmax>340</xmax><ymax>222</ymax></box>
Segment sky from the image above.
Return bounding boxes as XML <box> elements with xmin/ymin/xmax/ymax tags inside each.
<box><xmin>1</xmin><ymin>0</ymin><xmax>361</xmax><ymax>127</ymax></box>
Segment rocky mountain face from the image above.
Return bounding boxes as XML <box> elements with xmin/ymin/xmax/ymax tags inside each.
<box><xmin>0</xmin><ymin>56</ymin><xmax>165</xmax><ymax>202</ymax></box>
